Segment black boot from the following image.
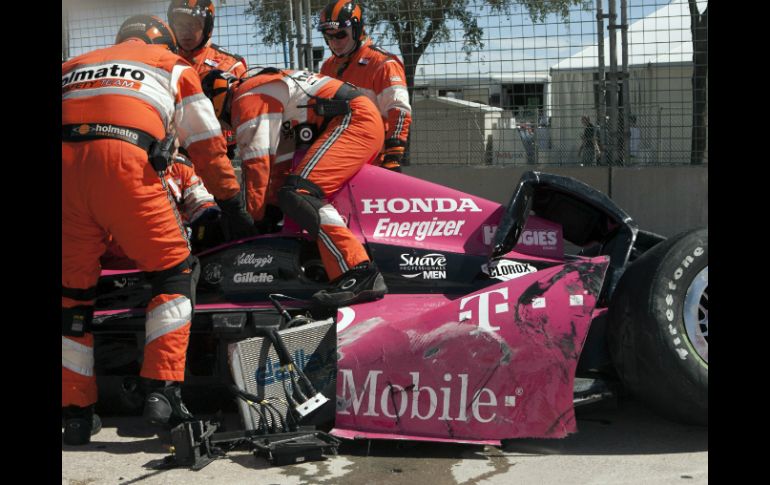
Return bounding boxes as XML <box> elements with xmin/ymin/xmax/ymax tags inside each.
<box><xmin>62</xmin><ymin>405</ymin><xmax>102</xmax><ymax>446</ymax></box>
<box><xmin>143</xmin><ymin>380</ymin><xmax>195</xmax><ymax>428</ymax></box>
<box><xmin>311</xmin><ymin>261</ymin><xmax>387</xmax><ymax>307</ymax></box>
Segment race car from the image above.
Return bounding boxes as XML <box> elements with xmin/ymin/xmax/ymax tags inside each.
<box><xmin>92</xmin><ymin>165</ymin><xmax>707</xmax><ymax>449</ymax></box>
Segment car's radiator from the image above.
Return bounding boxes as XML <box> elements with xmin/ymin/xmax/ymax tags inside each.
<box><xmin>228</xmin><ymin>319</ymin><xmax>337</xmax><ymax>431</ymax></box>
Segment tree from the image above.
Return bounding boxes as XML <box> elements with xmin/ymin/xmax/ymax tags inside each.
<box><xmin>688</xmin><ymin>0</ymin><xmax>707</xmax><ymax>165</ymax></box>
<box><xmin>246</xmin><ymin>1</ymin><xmax>591</xmax><ymax>96</ymax></box>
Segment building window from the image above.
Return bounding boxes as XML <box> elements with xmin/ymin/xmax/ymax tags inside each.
<box><xmin>502</xmin><ymin>83</ymin><xmax>544</xmax><ymax>121</ymax></box>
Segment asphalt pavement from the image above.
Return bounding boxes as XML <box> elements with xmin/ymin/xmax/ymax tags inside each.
<box><xmin>61</xmin><ymin>396</ymin><xmax>707</xmax><ymax>485</ymax></box>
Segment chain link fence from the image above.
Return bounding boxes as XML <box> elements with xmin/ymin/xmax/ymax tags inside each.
<box><xmin>62</xmin><ymin>0</ymin><xmax>708</xmax><ymax>167</ymax></box>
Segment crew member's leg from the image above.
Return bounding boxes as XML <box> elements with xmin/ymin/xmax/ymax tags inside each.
<box><xmin>283</xmin><ymin>97</ymin><xmax>386</xmax><ymax>305</ymax></box>
<box><xmin>102</xmin><ymin>148</ymin><xmax>199</xmax><ymax>427</ymax></box>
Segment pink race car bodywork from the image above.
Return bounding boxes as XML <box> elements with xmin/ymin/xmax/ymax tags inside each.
<box><xmin>325</xmin><ymin>167</ymin><xmax>608</xmax><ymax>444</ymax></box>
<box><xmin>94</xmin><ymin>165</ymin><xmax>612</xmax><ymax>445</ymax></box>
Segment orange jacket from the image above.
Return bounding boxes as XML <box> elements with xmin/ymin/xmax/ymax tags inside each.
<box><xmin>181</xmin><ymin>42</ymin><xmax>247</xmax><ymax>147</ymax></box>
<box><xmin>62</xmin><ymin>39</ymin><xmax>240</xmax><ymax>201</ymax></box>
<box><xmin>165</xmin><ymin>157</ymin><xmax>219</xmax><ymax>224</ymax></box>
<box><xmin>320</xmin><ymin>37</ymin><xmax>411</xmax><ymax>152</ymax></box>
<box><xmin>230</xmin><ymin>69</ymin><xmax>374</xmax><ymax>220</ymax></box>
<box><xmin>180</xmin><ymin>42</ymin><xmax>248</xmax><ymax>79</ymax></box>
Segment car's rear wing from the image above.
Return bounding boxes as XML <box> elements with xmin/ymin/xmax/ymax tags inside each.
<box><xmin>491</xmin><ymin>171</ymin><xmax>639</xmax><ymax>304</ymax></box>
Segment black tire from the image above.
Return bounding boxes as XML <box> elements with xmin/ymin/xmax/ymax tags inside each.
<box><xmin>608</xmin><ymin>228</ymin><xmax>707</xmax><ymax>425</ymax></box>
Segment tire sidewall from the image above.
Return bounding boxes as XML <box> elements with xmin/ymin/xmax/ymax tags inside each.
<box><xmin>608</xmin><ymin>228</ymin><xmax>708</xmax><ymax>425</ymax></box>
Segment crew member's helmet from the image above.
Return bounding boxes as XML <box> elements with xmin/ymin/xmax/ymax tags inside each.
<box><xmin>201</xmin><ymin>69</ymin><xmax>237</xmax><ymax>124</ymax></box>
<box><xmin>167</xmin><ymin>0</ymin><xmax>215</xmax><ymax>52</ymax></box>
<box><xmin>116</xmin><ymin>15</ymin><xmax>178</xmax><ymax>53</ymax></box>
<box><xmin>318</xmin><ymin>1</ymin><xmax>365</xmax><ymax>53</ymax></box>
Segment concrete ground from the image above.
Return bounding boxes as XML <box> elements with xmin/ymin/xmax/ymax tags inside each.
<box><xmin>62</xmin><ymin>397</ymin><xmax>707</xmax><ymax>485</ymax></box>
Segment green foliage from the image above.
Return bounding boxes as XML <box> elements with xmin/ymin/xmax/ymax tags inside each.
<box><xmin>246</xmin><ymin>0</ymin><xmax>590</xmax><ymax>53</ymax></box>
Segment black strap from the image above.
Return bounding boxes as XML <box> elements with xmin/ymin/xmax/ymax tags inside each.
<box><xmin>62</xmin><ymin>285</ymin><xmax>99</xmax><ymax>301</ymax></box>
<box><xmin>62</xmin><ymin>123</ymin><xmax>158</xmax><ymax>152</ymax></box>
<box><xmin>333</xmin><ymin>82</ymin><xmax>363</xmax><ymax>102</ymax></box>
<box><xmin>145</xmin><ymin>254</ymin><xmax>196</xmax><ymax>285</ymax></box>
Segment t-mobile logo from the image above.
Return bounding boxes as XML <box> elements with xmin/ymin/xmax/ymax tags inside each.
<box><xmin>459</xmin><ymin>288</ymin><xmax>509</xmax><ymax>333</ymax></box>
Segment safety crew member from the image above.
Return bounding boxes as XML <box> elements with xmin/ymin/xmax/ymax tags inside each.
<box><xmin>167</xmin><ymin>0</ymin><xmax>247</xmax><ymax>157</ymax></box>
<box><xmin>202</xmin><ymin>67</ymin><xmax>388</xmax><ymax>307</ymax></box>
<box><xmin>318</xmin><ymin>0</ymin><xmax>411</xmax><ymax>172</ymax></box>
<box><xmin>61</xmin><ymin>15</ymin><xmax>254</xmax><ymax>445</ymax></box>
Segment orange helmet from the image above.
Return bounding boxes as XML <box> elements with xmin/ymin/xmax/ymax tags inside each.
<box><xmin>201</xmin><ymin>69</ymin><xmax>237</xmax><ymax>123</ymax></box>
<box><xmin>318</xmin><ymin>1</ymin><xmax>365</xmax><ymax>52</ymax></box>
<box><xmin>167</xmin><ymin>0</ymin><xmax>215</xmax><ymax>52</ymax></box>
<box><xmin>115</xmin><ymin>15</ymin><xmax>177</xmax><ymax>53</ymax></box>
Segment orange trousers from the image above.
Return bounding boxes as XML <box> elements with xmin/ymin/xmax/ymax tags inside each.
<box><xmin>294</xmin><ymin>96</ymin><xmax>384</xmax><ymax>280</ymax></box>
<box><xmin>62</xmin><ymin>139</ymin><xmax>193</xmax><ymax>407</ymax></box>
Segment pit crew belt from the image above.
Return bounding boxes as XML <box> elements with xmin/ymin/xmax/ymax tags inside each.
<box><xmin>62</xmin><ymin>123</ymin><xmax>158</xmax><ymax>152</ymax></box>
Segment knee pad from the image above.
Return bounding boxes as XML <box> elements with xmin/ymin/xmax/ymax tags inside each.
<box><xmin>146</xmin><ymin>255</ymin><xmax>200</xmax><ymax>305</ymax></box>
<box><xmin>278</xmin><ymin>175</ymin><xmax>326</xmax><ymax>240</ymax></box>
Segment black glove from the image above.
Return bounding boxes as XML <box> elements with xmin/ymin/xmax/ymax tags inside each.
<box><xmin>216</xmin><ymin>195</ymin><xmax>257</xmax><ymax>241</ymax></box>
<box><xmin>254</xmin><ymin>204</ymin><xmax>283</xmax><ymax>234</ymax></box>
<box><xmin>188</xmin><ymin>208</ymin><xmax>224</xmax><ymax>252</ymax></box>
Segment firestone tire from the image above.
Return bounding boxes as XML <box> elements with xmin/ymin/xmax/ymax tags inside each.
<box><xmin>608</xmin><ymin>228</ymin><xmax>708</xmax><ymax>425</ymax></box>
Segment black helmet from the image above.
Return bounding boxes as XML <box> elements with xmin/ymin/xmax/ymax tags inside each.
<box><xmin>318</xmin><ymin>1</ymin><xmax>365</xmax><ymax>54</ymax></box>
<box><xmin>201</xmin><ymin>69</ymin><xmax>237</xmax><ymax>124</ymax></box>
<box><xmin>116</xmin><ymin>15</ymin><xmax>178</xmax><ymax>53</ymax></box>
<box><xmin>167</xmin><ymin>0</ymin><xmax>215</xmax><ymax>52</ymax></box>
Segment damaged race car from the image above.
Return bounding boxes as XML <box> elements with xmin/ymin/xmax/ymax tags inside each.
<box><xmin>92</xmin><ymin>166</ymin><xmax>708</xmax><ymax>467</ymax></box>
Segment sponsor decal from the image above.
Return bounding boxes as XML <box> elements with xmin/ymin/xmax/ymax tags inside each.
<box><xmin>569</xmin><ymin>294</ymin><xmax>584</xmax><ymax>306</ymax></box>
<box><xmin>338</xmin><ymin>370</ymin><xmax>517</xmax><ymax>423</ymax></box>
<box><xmin>336</xmin><ymin>307</ymin><xmax>356</xmax><ymax>333</ymax></box>
<box><xmin>399</xmin><ymin>253</ymin><xmax>447</xmax><ymax>279</ymax></box>
<box><xmin>203</xmin><ymin>58</ymin><xmax>219</xmax><ymax>68</ymax></box>
<box><xmin>459</xmin><ymin>288</ymin><xmax>509</xmax><ymax>333</ymax></box>
<box><xmin>482</xmin><ymin>222</ymin><xmax>562</xmax><ymax>258</ymax></box>
<box><xmin>459</xmin><ymin>287</ymin><xmax>551</xmax><ymax>333</ymax></box>
<box><xmin>256</xmin><ymin>348</ymin><xmax>335</xmax><ymax>387</ymax></box>
<box><xmin>373</xmin><ymin>218</ymin><xmax>465</xmax><ymax>241</ymax></box>
<box><xmin>389</xmin><ymin>76</ymin><xmax>402</xmax><ymax>82</ymax></box>
<box><xmin>520</xmin><ymin>230</ymin><xmax>558</xmax><ymax>249</ymax></box>
<box><xmin>235</xmin><ymin>253</ymin><xmax>274</xmax><ymax>268</ymax></box>
<box><xmin>482</xmin><ymin>225</ymin><xmax>558</xmax><ymax>250</ymax></box>
<box><xmin>363</xmin><ymin>199</ymin><xmax>480</xmax><ymax>241</ymax></box>
<box><xmin>483</xmin><ymin>225</ymin><xmax>498</xmax><ymax>246</ymax></box>
<box><xmin>62</xmin><ymin>64</ymin><xmax>145</xmax><ymax>92</ymax></box>
<box><xmin>71</xmin><ymin>124</ymin><xmax>141</xmax><ymax>143</ymax></box>
<box><xmin>233</xmin><ymin>272</ymin><xmax>274</xmax><ymax>284</ymax></box>
<box><xmin>203</xmin><ymin>263</ymin><xmax>223</xmax><ymax>284</ymax></box>
<box><xmin>482</xmin><ymin>259</ymin><xmax>537</xmax><ymax>281</ymax></box>
<box><xmin>361</xmin><ymin>197</ymin><xmax>482</xmax><ymax>214</ymax></box>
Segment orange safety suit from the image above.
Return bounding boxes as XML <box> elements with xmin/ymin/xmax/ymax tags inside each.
<box><xmin>231</xmin><ymin>69</ymin><xmax>384</xmax><ymax>280</ymax></box>
<box><xmin>62</xmin><ymin>39</ymin><xmax>240</xmax><ymax>408</ymax></box>
<box><xmin>181</xmin><ymin>42</ymin><xmax>247</xmax><ymax>149</ymax></box>
<box><xmin>320</xmin><ymin>37</ymin><xmax>411</xmax><ymax>165</ymax></box>
<box><xmin>100</xmin><ymin>158</ymin><xmax>219</xmax><ymax>270</ymax></box>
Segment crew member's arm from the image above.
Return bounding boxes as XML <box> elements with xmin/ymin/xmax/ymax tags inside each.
<box><xmin>172</xmin><ymin>61</ymin><xmax>254</xmax><ymax>239</ymax></box>
<box><xmin>171</xmin><ymin>61</ymin><xmax>240</xmax><ymax>200</ymax></box>
<box><xmin>375</xmin><ymin>58</ymin><xmax>412</xmax><ymax>171</ymax></box>
<box><xmin>231</xmin><ymin>92</ymin><xmax>285</xmax><ymax>221</ymax></box>
<box><xmin>167</xmin><ymin>158</ymin><xmax>219</xmax><ymax>224</ymax></box>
